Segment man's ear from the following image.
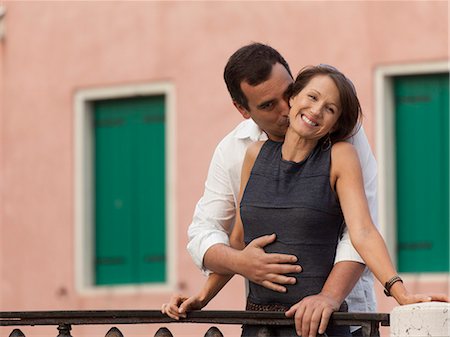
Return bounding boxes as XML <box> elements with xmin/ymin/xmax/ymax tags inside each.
<box><xmin>233</xmin><ymin>101</ymin><xmax>251</xmax><ymax>119</ymax></box>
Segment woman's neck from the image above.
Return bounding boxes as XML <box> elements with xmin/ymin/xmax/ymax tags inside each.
<box><xmin>281</xmin><ymin>128</ymin><xmax>319</xmax><ymax>163</ymax></box>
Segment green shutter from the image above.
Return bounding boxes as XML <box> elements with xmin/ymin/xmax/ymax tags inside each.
<box><xmin>94</xmin><ymin>96</ymin><xmax>166</xmax><ymax>285</ymax></box>
<box><xmin>135</xmin><ymin>100</ymin><xmax>166</xmax><ymax>283</ymax></box>
<box><xmin>394</xmin><ymin>74</ymin><xmax>449</xmax><ymax>272</ymax></box>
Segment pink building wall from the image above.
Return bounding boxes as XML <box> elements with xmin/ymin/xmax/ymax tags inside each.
<box><xmin>0</xmin><ymin>2</ymin><xmax>448</xmax><ymax>336</ymax></box>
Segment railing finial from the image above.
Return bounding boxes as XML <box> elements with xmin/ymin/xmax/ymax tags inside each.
<box><xmin>105</xmin><ymin>327</ymin><xmax>124</xmax><ymax>337</ymax></box>
<box><xmin>154</xmin><ymin>327</ymin><xmax>173</xmax><ymax>337</ymax></box>
<box><xmin>9</xmin><ymin>329</ymin><xmax>26</xmax><ymax>337</ymax></box>
<box><xmin>204</xmin><ymin>326</ymin><xmax>223</xmax><ymax>337</ymax></box>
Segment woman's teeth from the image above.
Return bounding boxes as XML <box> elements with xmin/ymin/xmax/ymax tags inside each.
<box><xmin>302</xmin><ymin>115</ymin><xmax>318</xmax><ymax>126</ymax></box>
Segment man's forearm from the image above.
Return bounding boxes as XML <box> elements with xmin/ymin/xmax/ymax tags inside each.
<box><xmin>321</xmin><ymin>261</ymin><xmax>365</xmax><ymax>304</ymax></box>
<box><xmin>203</xmin><ymin>243</ymin><xmax>241</xmax><ymax>275</ymax></box>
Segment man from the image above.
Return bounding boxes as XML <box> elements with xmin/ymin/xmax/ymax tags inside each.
<box><xmin>186</xmin><ymin>43</ymin><xmax>377</xmax><ymax>337</ymax></box>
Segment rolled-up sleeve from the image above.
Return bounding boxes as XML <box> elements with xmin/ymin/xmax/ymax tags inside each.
<box><xmin>187</xmin><ymin>144</ymin><xmax>237</xmax><ymax>274</ymax></box>
<box><xmin>335</xmin><ymin>226</ymin><xmax>365</xmax><ymax>264</ymax></box>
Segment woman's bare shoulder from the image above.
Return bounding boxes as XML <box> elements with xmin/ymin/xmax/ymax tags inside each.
<box><xmin>332</xmin><ymin>141</ymin><xmax>357</xmax><ymax>156</ymax></box>
<box><xmin>331</xmin><ymin>141</ymin><xmax>361</xmax><ymax>171</ymax></box>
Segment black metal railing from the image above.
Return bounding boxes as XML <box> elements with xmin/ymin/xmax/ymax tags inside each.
<box><xmin>0</xmin><ymin>310</ymin><xmax>390</xmax><ymax>337</ymax></box>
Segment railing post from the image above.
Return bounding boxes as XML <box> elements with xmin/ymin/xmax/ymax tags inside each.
<box><xmin>360</xmin><ymin>321</ymin><xmax>380</xmax><ymax>337</ymax></box>
<box><xmin>57</xmin><ymin>324</ymin><xmax>72</xmax><ymax>337</ymax></box>
<box><xmin>390</xmin><ymin>302</ymin><xmax>450</xmax><ymax>337</ymax></box>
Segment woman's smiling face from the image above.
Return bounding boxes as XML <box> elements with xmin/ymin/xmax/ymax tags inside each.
<box><xmin>288</xmin><ymin>74</ymin><xmax>342</xmax><ymax>141</ymax></box>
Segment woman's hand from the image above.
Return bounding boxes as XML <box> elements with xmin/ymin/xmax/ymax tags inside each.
<box><xmin>285</xmin><ymin>293</ymin><xmax>340</xmax><ymax>337</ymax></box>
<box><xmin>161</xmin><ymin>293</ymin><xmax>206</xmax><ymax>320</ymax></box>
<box><xmin>389</xmin><ymin>281</ymin><xmax>449</xmax><ymax>305</ymax></box>
<box><xmin>397</xmin><ymin>292</ymin><xmax>449</xmax><ymax>305</ymax></box>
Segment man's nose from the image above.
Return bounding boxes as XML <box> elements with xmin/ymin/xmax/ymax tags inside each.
<box><xmin>280</xmin><ymin>98</ymin><xmax>290</xmax><ymax>116</ymax></box>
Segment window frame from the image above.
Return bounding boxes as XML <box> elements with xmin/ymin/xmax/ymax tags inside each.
<box><xmin>74</xmin><ymin>82</ymin><xmax>177</xmax><ymax>294</ymax></box>
<box><xmin>375</xmin><ymin>61</ymin><xmax>449</xmax><ymax>281</ymax></box>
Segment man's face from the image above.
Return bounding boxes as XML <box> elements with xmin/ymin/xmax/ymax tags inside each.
<box><xmin>235</xmin><ymin>63</ymin><xmax>293</xmax><ymax>141</ymax></box>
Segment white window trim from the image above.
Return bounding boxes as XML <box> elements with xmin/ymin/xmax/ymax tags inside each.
<box><xmin>74</xmin><ymin>82</ymin><xmax>177</xmax><ymax>295</ymax></box>
<box><xmin>0</xmin><ymin>4</ymin><xmax>6</xmax><ymax>41</ymax></box>
<box><xmin>375</xmin><ymin>61</ymin><xmax>449</xmax><ymax>282</ymax></box>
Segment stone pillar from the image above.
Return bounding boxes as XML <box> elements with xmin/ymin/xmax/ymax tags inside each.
<box><xmin>390</xmin><ymin>302</ymin><xmax>450</xmax><ymax>337</ymax></box>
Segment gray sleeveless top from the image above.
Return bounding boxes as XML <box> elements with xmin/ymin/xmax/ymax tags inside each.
<box><xmin>240</xmin><ymin>140</ymin><xmax>344</xmax><ymax>307</ymax></box>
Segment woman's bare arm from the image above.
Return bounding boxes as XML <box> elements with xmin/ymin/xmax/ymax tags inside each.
<box><xmin>332</xmin><ymin>142</ymin><xmax>448</xmax><ymax>304</ymax></box>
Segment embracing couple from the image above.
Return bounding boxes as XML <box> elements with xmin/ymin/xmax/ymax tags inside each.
<box><xmin>162</xmin><ymin>43</ymin><xmax>448</xmax><ymax>337</ymax></box>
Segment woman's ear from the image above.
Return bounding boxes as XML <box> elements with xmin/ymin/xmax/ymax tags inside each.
<box><xmin>331</xmin><ymin>115</ymin><xmax>343</xmax><ymax>132</ymax></box>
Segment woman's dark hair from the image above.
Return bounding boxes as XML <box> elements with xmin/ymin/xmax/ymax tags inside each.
<box><xmin>291</xmin><ymin>64</ymin><xmax>362</xmax><ymax>143</ymax></box>
<box><xmin>224</xmin><ymin>43</ymin><xmax>293</xmax><ymax>110</ymax></box>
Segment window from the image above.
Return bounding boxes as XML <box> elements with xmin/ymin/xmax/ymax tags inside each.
<box><xmin>94</xmin><ymin>96</ymin><xmax>166</xmax><ymax>285</ymax></box>
<box><xmin>394</xmin><ymin>74</ymin><xmax>449</xmax><ymax>272</ymax></box>
<box><xmin>75</xmin><ymin>83</ymin><xmax>176</xmax><ymax>292</ymax></box>
<box><xmin>376</xmin><ymin>62</ymin><xmax>449</xmax><ymax>276</ymax></box>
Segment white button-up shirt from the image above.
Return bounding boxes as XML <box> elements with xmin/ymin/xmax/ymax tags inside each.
<box><xmin>187</xmin><ymin>118</ymin><xmax>377</xmax><ymax>313</ymax></box>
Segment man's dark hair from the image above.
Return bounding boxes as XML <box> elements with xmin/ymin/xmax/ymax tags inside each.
<box><xmin>291</xmin><ymin>64</ymin><xmax>362</xmax><ymax>143</ymax></box>
<box><xmin>224</xmin><ymin>43</ymin><xmax>292</xmax><ymax>110</ymax></box>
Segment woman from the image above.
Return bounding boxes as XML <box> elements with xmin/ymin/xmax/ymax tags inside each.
<box><xmin>162</xmin><ymin>65</ymin><xmax>447</xmax><ymax>336</ymax></box>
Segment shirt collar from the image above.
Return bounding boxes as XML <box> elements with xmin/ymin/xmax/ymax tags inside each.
<box><xmin>234</xmin><ymin>119</ymin><xmax>268</xmax><ymax>142</ymax></box>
